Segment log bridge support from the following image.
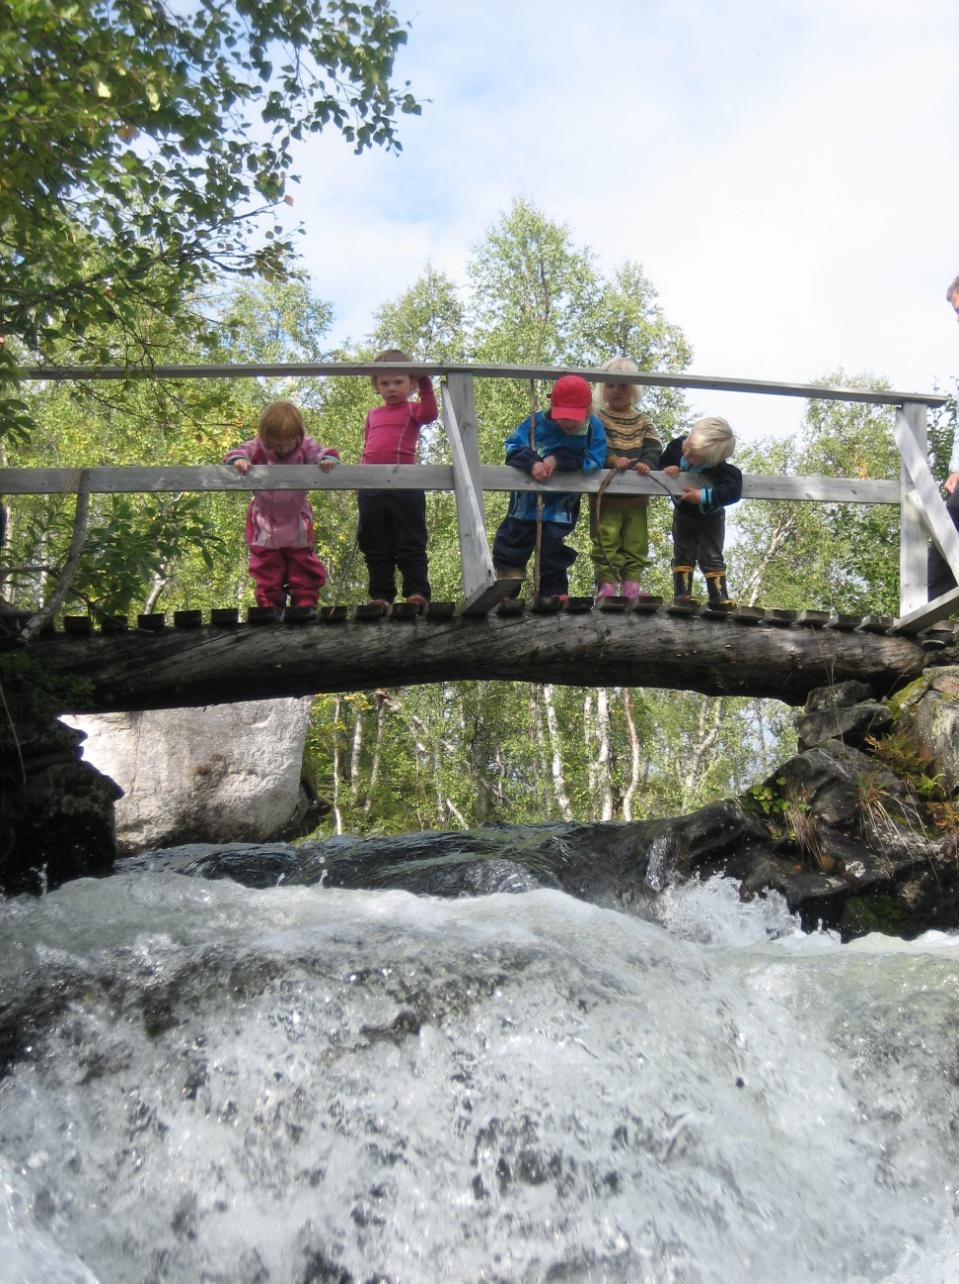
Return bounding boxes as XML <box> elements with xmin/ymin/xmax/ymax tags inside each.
<box><xmin>9</xmin><ymin>598</ymin><xmax>954</xmax><ymax>714</ymax></box>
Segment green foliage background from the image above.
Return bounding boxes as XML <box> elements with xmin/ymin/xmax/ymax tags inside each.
<box><xmin>4</xmin><ymin>177</ymin><xmax>955</xmax><ymax>833</ymax></box>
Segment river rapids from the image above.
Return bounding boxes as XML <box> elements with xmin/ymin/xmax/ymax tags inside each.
<box><xmin>1</xmin><ymin>867</ymin><xmax>957</xmax><ymax>1283</ymax></box>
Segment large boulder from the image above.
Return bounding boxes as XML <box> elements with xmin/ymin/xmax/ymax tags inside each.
<box><xmin>64</xmin><ymin>698</ymin><xmax>317</xmax><ymax>852</ymax></box>
<box><xmin>892</xmin><ymin>666</ymin><xmax>959</xmax><ymax>796</ymax></box>
<box><xmin>0</xmin><ymin>719</ymin><xmax>120</xmax><ymax>895</ymax></box>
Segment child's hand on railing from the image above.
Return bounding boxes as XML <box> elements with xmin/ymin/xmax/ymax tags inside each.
<box><xmin>634</xmin><ymin>461</ymin><xmax>651</xmax><ymax>475</ymax></box>
<box><xmin>612</xmin><ymin>456</ymin><xmax>632</xmax><ymax>471</ymax></box>
<box><xmin>663</xmin><ymin>465</ymin><xmax>680</xmax><ymax>478</ymax></box>
<box><xmin>531</xmin><ymin>456</ymin><xmax>557</xmax><ymax>482</ymax></box>
<box><xmin>319</xmin><ymin>458</ymin><xmax>338</xmax><ymax>473</ymax></box>
<box><xmin>232</xmin><ymin>458</ymin><xmax>251</xmax><ymax>475</ymax></box>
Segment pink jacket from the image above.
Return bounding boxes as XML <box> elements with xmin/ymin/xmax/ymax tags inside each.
<box><xmin>225</xmin><ymin>435</ymin><xmax>340</xmax><ymax>549</ymax></box>
<box><xmin>361</xmin><ymin>377</ymin><xmax>438</xmax><ymax>464</ymax></box>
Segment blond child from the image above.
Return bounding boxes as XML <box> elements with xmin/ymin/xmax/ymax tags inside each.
<box><xmin>225</xmin><ymin>400</ymin><xmax>339</xmax><ymax>616</ymax></box>
<box><xmin>589</xmin><ymin>356</ymin><xmax>662</xmax><ymax>600</ymax></box>
<box><xmin>357</xmin><ymin>349</ymin><xmax>437</xmax><ymax>607</ymax></box>
<box><xmin>659</xmin><ymin>416</ymin><xmax>742</xmax><ymax>606</ymax></box>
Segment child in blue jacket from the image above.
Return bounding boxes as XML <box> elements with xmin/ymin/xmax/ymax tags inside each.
<box><xmin>492</xmin><ymin>374</ymin><xmax>608</xmax><ymax>600</ymax></box>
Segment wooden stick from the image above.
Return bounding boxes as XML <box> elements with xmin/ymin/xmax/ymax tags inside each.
<box><xmin>530</xmin><ymin>379</ymin><xmax>543</xmax><ymax>598</ymax></box>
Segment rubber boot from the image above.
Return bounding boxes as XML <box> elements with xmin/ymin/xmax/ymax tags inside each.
<box><xmin>672</xmin><ymin>566</ymin><xmax>696</xmax><ymax>603</ymax></box>
<box><xmin>496</xmin><ymin>566</ymin><xmax>525</xmax><ymax>599</ymax></box>
<box><xmin>705</xmin><ymin>571</ymin><xmax>736</xmax><ymax>608</ymax></box>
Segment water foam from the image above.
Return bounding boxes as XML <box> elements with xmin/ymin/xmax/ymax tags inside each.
<box><xmin>0</xmin><ymin>874</ymin><xmax>956</xmax><ymax>1283</ymax></box>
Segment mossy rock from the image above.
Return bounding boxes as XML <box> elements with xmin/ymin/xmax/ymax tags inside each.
<box><xmin>887</xmin><ymin>674</ymin><xmax>933</xmax><ymax>718</ymax></box>
<box><xmin>840</xmin><ymin>894</ymin><xmax>914</xmax><ymax>942</ymax></box>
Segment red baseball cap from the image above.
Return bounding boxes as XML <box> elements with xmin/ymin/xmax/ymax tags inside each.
<box><xmin>549</xmin><ymin>374</ymin><xmax>592</xmax><ymax>422</ymax></box>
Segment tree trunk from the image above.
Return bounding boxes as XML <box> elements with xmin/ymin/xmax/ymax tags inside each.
<box><xmin>584</xmin><ymin>690</ymin><xmax>598</xmax><ymax>816</ymax></box>
<box><xmin>595</xmin><ymin>687</ymin><xmax>614</xmax><ymax>821</ymax></box>
<box><xmin>542</xmin><ymin>683</ymin><xmax>573</xmax><ymax>821</ymax></box>
<box><xmin>681</xmin><ymin>696</ymin><xmax>726</xmax><ymax>810</ymax></box>
<box><xmin>23</xmin><ymin>609</ymin><xmax>941</xmax><ymax>714</ymax></box>
<box><xmin>21</xmin><ymin>483</ymin><xmax>90</xmax><ymax>644</ymax></box>
<box><xmin>469</xmin><ymin>707</ymin><xmax>491</xmax><ymax>824</ymax></box>
<box><xmin>348</xmin><ymin>704</ymin><xmax>364</xmax><ymax>804</ymax></box>
<box><xmin>622</xmin><ymin>688</ymin><xmax>642</xmax><ymax>822</ymax></box>
<box><xmin>143</xmin><ymin>570</ymin><xmax>167</xmax><ymax>614</ymax></box>
<box><xmin>743</xmin><ymin>509</ymin><xmax>798</xmax><ymax>607</ymax></box>
<box><xmin>753</xmin><ymin>699</ymin><xmax>770</xmax><ymax>779</ymax></box>
<box><xmin>331</xmin><ymin>696</ymin><xmax>344</xmax><ymax>836</ymax></box>
<box><xmin>363</xmin><ymin>691</ymin><xmax>388</xmax><ymax>816</ymax></box>
<box><xmin>530</xmin><ymin>688</ymin><xmax>550</xmax><ymax>817</ymax></box>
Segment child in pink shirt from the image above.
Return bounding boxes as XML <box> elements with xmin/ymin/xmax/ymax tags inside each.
<box><xmin>226</xmin><ymin>400</ymin><xmax>339</xmax><ymax>616</ymax></box>
<box><xmin>358</xmin><ymin>348</ymin><xmax>438</xmax><ymax>606</ymax></box>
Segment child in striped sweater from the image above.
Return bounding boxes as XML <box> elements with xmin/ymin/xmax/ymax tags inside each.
<box><xmin>590</xmin><ymin>357</ymin><xmax>662</xmax><ymax>600</ymax></box>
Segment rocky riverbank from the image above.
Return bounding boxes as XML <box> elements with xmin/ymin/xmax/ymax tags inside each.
<box><xmin>124</xmin><ymin>669</ymin><xmax>959</xmax><ymax>941</ymax></box>
<box><xmin>4</xmin><ymin>668</ymin><xmax>959</xmax><ymax>938</ymax></box>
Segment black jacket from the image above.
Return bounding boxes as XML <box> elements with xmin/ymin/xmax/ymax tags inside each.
<box><xmin>659</xmin><ymin>437</ymin><xmax>742</xmax><ymax>515</ymax></box>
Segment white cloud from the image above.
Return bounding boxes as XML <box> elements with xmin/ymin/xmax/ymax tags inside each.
<box><xmin>285</xmin><ymin>0</ymin><xmax>958</xmax><ymax>439</ymax></box>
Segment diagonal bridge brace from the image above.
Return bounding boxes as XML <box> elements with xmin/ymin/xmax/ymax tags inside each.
<box><xmin>892</xmin><ymin>407</ymin><xmax>959</xmax><ymax>632</ymax></box>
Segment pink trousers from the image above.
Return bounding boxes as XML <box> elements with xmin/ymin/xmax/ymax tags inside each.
<box><xmin>248</xmin><ymin>546</ymin><xmax>327</xmax><ymax>608</ymax></box>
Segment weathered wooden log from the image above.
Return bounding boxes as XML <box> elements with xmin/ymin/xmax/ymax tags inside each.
<box><xmin>12</xmin><ymin>609</ymin><xmax>943</xmax><ymax>712</ymax></box>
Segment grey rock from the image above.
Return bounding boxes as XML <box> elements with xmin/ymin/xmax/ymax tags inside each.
<box><xmin>63</xmin><ymin>698</ymin><xmax>316</xmax><ymax>851</ymax></box>
<box><xmin>895</xmin><ymin>666</ymin><xmax>959</xmax><ymax>795</ymax></box>
<box><xmin>795</xmin><ymin>701</ymin><xmax>893</xmax><ymax>751</ymax></box>
<box><xmin>1</xmin><ymin>721</ymin><xmax>121</xmax><ymax>895</ymax></box>
<box><xmin>776</xmin><ymin>741</ymin><xmax>908</xmax><ymax>830</ymax></box>
<box><xmin>803</xmin><ymin>680</ymin><xmax>877</xmax><ymax>712</ymax></box>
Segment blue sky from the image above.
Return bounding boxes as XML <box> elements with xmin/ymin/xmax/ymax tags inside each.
<box><xmin>277</xmin><ymin>0</ymin><xmax>959</xmax><ymax>441</ymax></box>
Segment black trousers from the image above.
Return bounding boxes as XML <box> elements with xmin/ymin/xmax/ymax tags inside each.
<box><xmin>357</xmin><ymin>490</ymin><xmax>430</xmax><ymax>601</ymax></box>
<box><xmin>492</xmin><ymin>515</ymin><xmax>577</xmax><ymax>597</ymax></box>
<box><xmin>671</xmin><ymin>507</ymin><xmax>726</xmax><ymax>573</ymax></box>
<box><xmin>927</xmin><ymin>488</ymin><xmax>959</xmax><ymax>600</ymax></box>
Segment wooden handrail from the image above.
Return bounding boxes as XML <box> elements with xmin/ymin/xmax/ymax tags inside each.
<box><xmin>13</xmin><ymin>361</ymin><xmax>948</xmax><ymax>408</ymax></box>
<box><xmin>0</xmin><ymin>464</ymin><xmax>903</xmax><ymax>503</ymax></box>
<box><xmin>3</xmin><ymin>368</ymin><xmax>956</xmax><ymax>633</ymax></box>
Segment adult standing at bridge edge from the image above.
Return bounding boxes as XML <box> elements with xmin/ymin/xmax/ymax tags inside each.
<box><xmin>927</xmin><ymin>275</ymin><xmax>959</xmax><ymax>601</ymax></box>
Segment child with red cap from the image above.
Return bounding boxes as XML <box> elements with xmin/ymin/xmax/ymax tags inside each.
<box><xmin>492</xmin><ymin>374</ymin><xmax>608</xmax><ymax>600</ymax></box>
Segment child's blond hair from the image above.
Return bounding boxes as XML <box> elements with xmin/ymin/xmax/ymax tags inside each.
<box><xmin>593</xmin><ymin>355</ymin><xmax>642</xmax><ymax>412</ymax></box>
<box><xmin>371</xmin><ymin>347</ymin><xmax>412</xmax><ymax>389</ymax></box>
<box><xmin>258</xmin><ymin>400</ymin><xmax>305</xmax><ymax>453</ymax></box>
<box><xmin>686</xmin><ymin>416</ymin><xmax>735</xmax><ymax>467</ymax></box>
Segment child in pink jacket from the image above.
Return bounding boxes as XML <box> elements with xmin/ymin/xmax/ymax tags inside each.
<box><xmin>358</xmin><ymin>348</ymin><xmax>438</xmax><ymax>606</ymax></box>
<box><xmin>225</xmin><ymin>400</ymin><xmax>339</xmax><ymax>614</ymax></box>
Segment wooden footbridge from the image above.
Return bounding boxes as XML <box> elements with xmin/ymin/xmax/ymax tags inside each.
<box><xmin>3</xmin><ymin>362</ymin><xmax>958</xmax><ymax>713</ymax></box>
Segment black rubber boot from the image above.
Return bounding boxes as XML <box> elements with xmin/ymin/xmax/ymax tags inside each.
<box><xmin>672</xmin><ymin>567</ymin><xmax>696</xmax><ymax>602</ymax></box>
<box><xmin>705</xmin><ymin>571</ymin><xmax>736</xmax><ymax>608</ymax></box>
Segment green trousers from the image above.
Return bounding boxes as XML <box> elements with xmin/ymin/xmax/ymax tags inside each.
<box><xmin>589</xmin><ymin>499</ymin><xmax>650</xmax><ymax>583</ymax></box>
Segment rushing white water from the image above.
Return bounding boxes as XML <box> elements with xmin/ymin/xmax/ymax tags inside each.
<box><xmin>1</xmin><ymin>871</ymin><xmax>958</xmax><ymax>1284</ymax></box>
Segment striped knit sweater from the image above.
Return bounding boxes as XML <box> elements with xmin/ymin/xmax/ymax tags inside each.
<box><xmin>596</xmin><ymin>408</ymin><xmax>662</xmax><ymax>507</ymax></box>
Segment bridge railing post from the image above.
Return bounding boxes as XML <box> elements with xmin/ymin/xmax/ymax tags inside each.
<box><xmin>891</xmin><ymin>400</ymin><xmax>959</xmax><ymax>631</ymax></box>
<box><xmin>441</xmin><ymin>375</ymin><xmax>505</xmax><ymax>613</ymax></box>
<box><xmin>898</xmin><ymin>400</ymin><xmax>928</xmax><ymax>619</ymax></box>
